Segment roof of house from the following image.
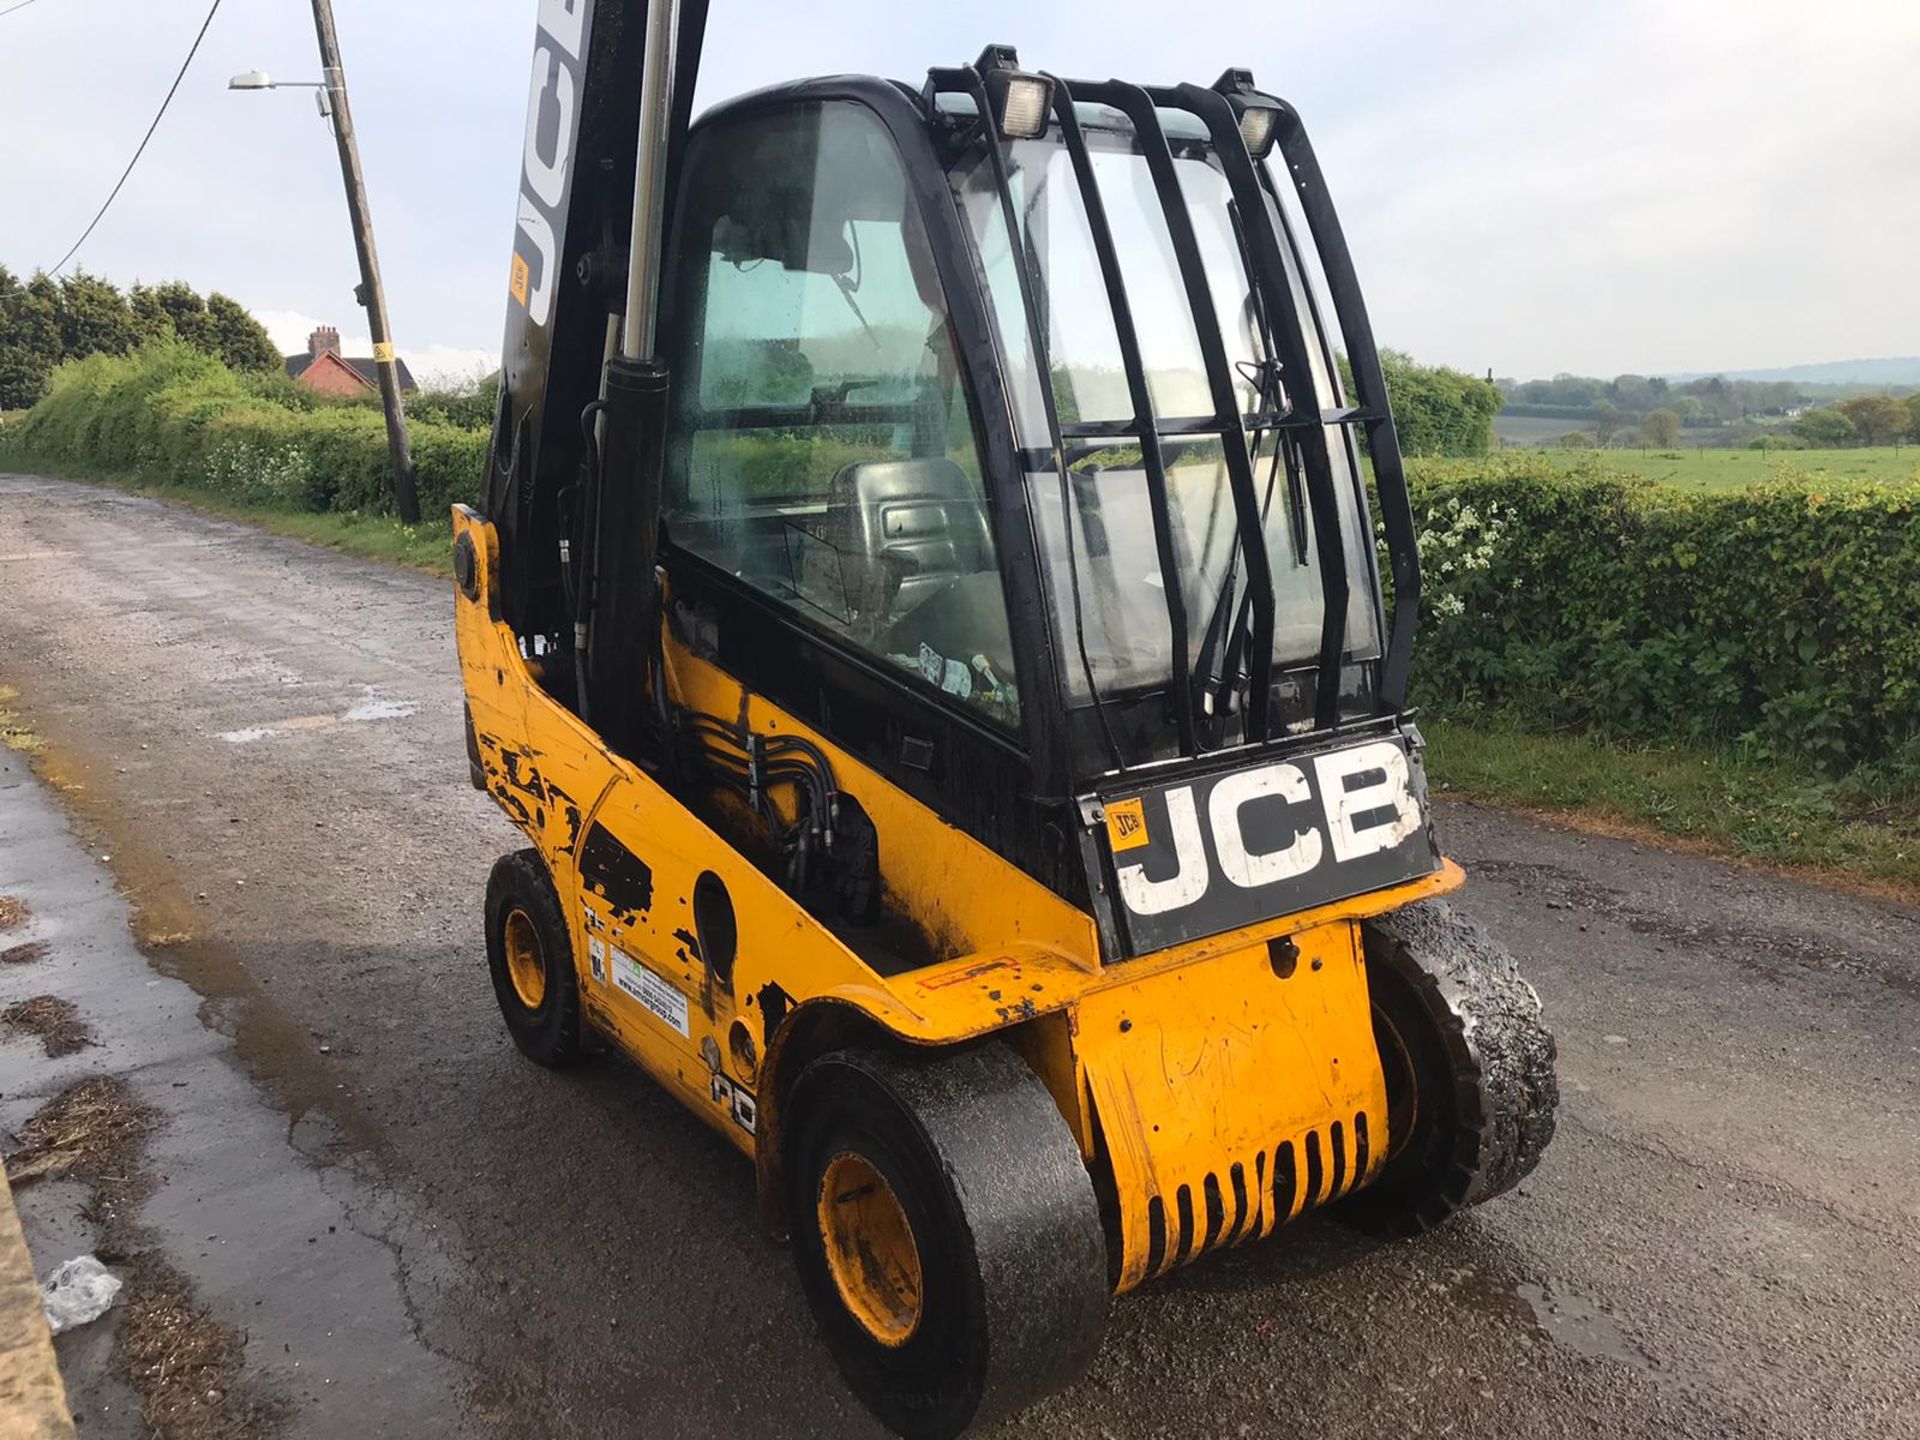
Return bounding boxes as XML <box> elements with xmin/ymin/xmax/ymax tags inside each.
<box><xmin>284</xmin><ymin>351</ymin><xmax>418</xmax><ymax>391</ymax></box>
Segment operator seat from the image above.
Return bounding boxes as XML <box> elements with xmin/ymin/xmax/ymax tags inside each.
<box><xmin>832</xmin><ymin>457</ymin><xmax>993</xmax><ymax>628</ymax></box>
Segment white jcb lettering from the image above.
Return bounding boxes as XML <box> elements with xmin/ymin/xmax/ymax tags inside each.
<box><xmin>515</xmin><ymin>196</ymin><xmax>558</xmax><ymax>327</ymax></box>
<box><xmin>1115</xmin><ymin>787</ymin><xmax>1209</xmax><ymax>917</ymax></box>
<box><xmin>522</xmin><ymin>46</ymin><xmax>575</xmax><ymax>211</ymax></box>
<box><xmin>535</xmin><ymin>0</ymin><xmax>586</xmax><ymax>57</ymax></box>
<box><xmin>1207</xmin><ymin>763</ymin><xmax>1322</xmax><ymax>889</ymax></box>
<box><xmin>513</xmin><ymin>2</ymin><xmax>582</xmax><ymax>324</ymax></box>
<box><xmin>1315</xmin><ymin>741</ymin><xmax>1422</xmax><ymax>863</ymax></box>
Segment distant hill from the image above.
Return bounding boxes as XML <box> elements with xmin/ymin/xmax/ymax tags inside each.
<box><xmin>1663</xmin><ymin>357</ymin><xmax>1920</xmax><ymax>386</ymax></box>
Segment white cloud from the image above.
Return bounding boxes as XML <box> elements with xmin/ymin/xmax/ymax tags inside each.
<box><xmin>7</xmin><ymin>0</ymin><xmax>1919</xmax><ymax>381</ymax></box>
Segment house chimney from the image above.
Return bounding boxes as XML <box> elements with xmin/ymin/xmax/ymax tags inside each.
<box><xmin>308</xmin><ymin>325</ymin><xmax>341</xmax><ymax>359</ymax></box>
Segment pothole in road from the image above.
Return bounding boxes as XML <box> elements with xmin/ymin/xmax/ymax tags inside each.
<box><xmin>1514</xmin><ymin>1279</ymin><xmax>1655</xmax><ymax>1374</ymax></box>
<box><xmin>1450</xmin><ymin>1264</ymin><xmax>1656</xmax><ymax>1377</ymax></box>
<box><xmin>213</xmin><ymin>691</ymin><xmax>418</xmax><ymax>745</ymax></box>
<box><xmin>0</xmin><ymin>894</ymin><xmax>30</xmax><ymax>930</ymax></box>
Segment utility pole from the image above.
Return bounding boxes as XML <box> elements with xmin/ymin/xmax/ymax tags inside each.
<box><xmin>310</xmin><ymin>0</ymin><xmax>420</xmax><ymax>523</ymax></box>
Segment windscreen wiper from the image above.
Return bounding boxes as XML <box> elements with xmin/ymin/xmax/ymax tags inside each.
<box><xmin>1190</xmin><ymin>396</ymin><xmax>1289</xmax><ymax>744</ymax></box>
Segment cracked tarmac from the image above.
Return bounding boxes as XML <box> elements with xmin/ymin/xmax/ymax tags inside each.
<box><xmin>2</xmin><ymin>473</ymin><xmax>1918</xmax><ymax>1438</ymax></box>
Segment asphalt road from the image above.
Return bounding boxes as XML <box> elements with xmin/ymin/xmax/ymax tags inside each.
<box><xmin>3</xmin><ymin>472</ymin><xmax>1918</xmax><ymax>1439</ymax></box>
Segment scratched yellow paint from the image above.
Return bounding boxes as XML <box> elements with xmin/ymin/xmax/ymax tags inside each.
<box><xmin>451</xmin><ymin>506</ymin><xmax>1443</xmax><ymax>1270</ymax></box>
<box><xmin>1076</xmin><ymin>922</ymin><xmax>1386</xmax><ymax>1290</ymax></box>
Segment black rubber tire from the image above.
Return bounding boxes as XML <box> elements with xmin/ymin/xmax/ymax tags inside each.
<box><xmin>484</xmin><ymin>849</ymin><xmax>583</xmax><ymax>1068</ymax></box>
<box><xmin>1339</xmin><ymin>899</ymin><xmax>1558</xmax><ymax>1237</ymax></box>
<box><xmin>785</xmin><ymin>1043</ymin><xmax>1108</xmax><ymax>1439</ymax></box>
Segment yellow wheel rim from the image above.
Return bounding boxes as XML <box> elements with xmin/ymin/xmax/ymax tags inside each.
<box><xmin>503</xmin><ymin>908</ymin><xmax>547</xmax><ymax>1011</ymax></box>
<box><xmin>817</xmin><ymin>1152</ymin><xmax>923</xmax><ymax>1347</ymax></box>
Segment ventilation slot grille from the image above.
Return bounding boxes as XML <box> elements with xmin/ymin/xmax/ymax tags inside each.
<box><xmin>1142</xmin><ymin>1110</ymin><xmax>1373</xmax><ymax>1281</ymax></box>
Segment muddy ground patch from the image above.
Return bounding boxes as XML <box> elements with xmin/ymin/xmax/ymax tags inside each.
<box><xmin>7</xmin><ymin>1077</ymin><xmax>287</xmax><ymax>1440</ymax></box>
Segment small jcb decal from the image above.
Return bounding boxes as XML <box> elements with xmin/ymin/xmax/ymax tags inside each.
<box><xmin>509</xmin><ymin>252</ymin><xmax>531</xmax><ymax>307</ymax></box>
<box><xmin>1106</xmin><ymin>797</ymin><xmax>1150</xmax><ymax>853</ymax></box>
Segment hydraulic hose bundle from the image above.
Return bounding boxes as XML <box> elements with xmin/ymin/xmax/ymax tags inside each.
<box><xmin>679</xmin><ymin>712</ymin><xmax>841</xmax><ymax>893</ymax></box>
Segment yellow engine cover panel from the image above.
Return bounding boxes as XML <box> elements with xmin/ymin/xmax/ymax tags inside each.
<box><xmin>1078</xmin><ymin>920</ymin><xmax>1385</xmax><ymax>1292</ymax></box>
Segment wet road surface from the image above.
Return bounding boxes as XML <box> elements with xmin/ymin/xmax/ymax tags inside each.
<box><xmin>3</xmin><ymin>472</ymin><xmax>1918</xmax><ymax>1439</ymax></box>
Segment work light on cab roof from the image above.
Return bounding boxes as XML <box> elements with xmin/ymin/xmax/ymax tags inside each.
<box><xmin>1213</xmin><ymin>66</ymin><xmax>1284</xmax><ymax>158</ymax></box>
<box><xmin>974</xmin><ymin>44</ymin><xmax>1053</xmax><ymax>139</ymax></box>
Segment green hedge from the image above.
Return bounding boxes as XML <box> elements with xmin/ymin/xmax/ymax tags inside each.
<box><xmin>1403</xmin><ymin>456</ymin><xmax>1920</xmax><ymax>778</ymax></box>
<box><xmin>0</xmin><ymin>341</ymin><xmax>487</xmax><ymax>519</ymax></box>
<box><xmin>8</xmin><ymin>348</ymin><xmax>1917</xmax><ymax>784</ymax></box>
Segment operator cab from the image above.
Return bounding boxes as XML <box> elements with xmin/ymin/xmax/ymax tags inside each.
<box><xmin>645</xmin><ymin>49</ymin><xmax>1432</xmax><ymax>957</ymax></box>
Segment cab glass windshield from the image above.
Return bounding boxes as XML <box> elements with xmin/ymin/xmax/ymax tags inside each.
<box><xmin>943</xmin><ymin>100</ymin><xmax>1381</xmax><ymax>764</ymax></box>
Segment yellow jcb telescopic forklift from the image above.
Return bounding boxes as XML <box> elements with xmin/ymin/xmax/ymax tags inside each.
<box><xmin>453</xmin><ymin>2</ymin><xmax>1557</xmax><ymax>1433</ymax></box>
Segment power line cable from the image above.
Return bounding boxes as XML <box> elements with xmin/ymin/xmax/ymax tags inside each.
<box><xmin>45</xmin><ymin>0</ymin><xmax>225</xmax><ymax>276</ymax></box>
<box><xmin>0</xmin><ymin>0</ymin><xmax>48</xmax><ymax>18</ymax></box>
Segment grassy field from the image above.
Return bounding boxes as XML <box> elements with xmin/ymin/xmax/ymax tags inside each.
<box><xmin>1490</xmin><ymin>444</ymin><xmax>1919</xmax><ymax>490</ymax></box>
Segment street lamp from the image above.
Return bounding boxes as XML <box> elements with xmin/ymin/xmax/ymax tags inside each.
<box><xmin>229</xmin><ymin>1</ymin><xmax>421</xmax><ymax>524</ymax></box>
<box><xmin>229</xmin><ymin>70</ymin><xmax>334</xmax><ymax>119</ymax></box>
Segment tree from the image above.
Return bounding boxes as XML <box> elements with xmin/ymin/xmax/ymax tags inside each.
<box><xmin>1792</xmin><ymin>407</ymin><xmax>1856</xmax><ymax>448</ymax></box>
<box><xmin>1377</xmin><ymin>350</ymin><xmax>1501</xmax><ymax>457</ymax></box>
<box><xmin>1558</xmin><ymin>431</ymin><xmax>1590</xmax><ymax>450</ymax></box>
<box><xmin>55</xmin><ymin>271</ymin><xmax>141</xmax><ymax>361</ymax></box>
<box><xmin>1592</xmin><ymin>399</ymin><xmax>1623</xmax><ymax>447</ymax></box>
<box><xmin>0</xmin><ymin>267</ymin><xmax>64</xmax><ymax>410</ymax></box>
<box><xmin>1836</xmin><ymin>395</ymin><xmax>1910</xmax><ymax>447</ymax></box>
<box><xmin>129</xmin><ymin>280</ymin><xmax>215</xmax><ymax>352</ymax></box>
<box><xmin>1641</xmin><ymin>408</ymin><xmax>1682</xmax><ymax>449</ymax></box>
<box><xmin>127</xmin><ymin>284</ymin><xmax>174</xmax><ymax>344</ymax></box>
<box><xmin>205</xmin><ymin>293</ymin><xmax>282</xmax><ymax>374</ymax></box>
<box><xmin>1908</xmin><ymin>393</ymin><xmax>1920</xmax><ymax>443</ymax></box>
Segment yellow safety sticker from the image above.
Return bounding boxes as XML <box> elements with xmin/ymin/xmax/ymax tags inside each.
<box><xmin>372</xmin><ymin>342</ymin><xmax>396</xmax><ymax>364</ymax></box>
<box><xmin>510</xmin><ymin>253</ymin><xmax>531</xmax><ymax>307</ymax></box>
<box><xmin>1105</xmin><ymin>797</ymin><xmax>1150</xmax><ymax>852</ymax></box>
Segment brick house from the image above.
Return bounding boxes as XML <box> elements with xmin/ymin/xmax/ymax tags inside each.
<box><xmin>283</xmin><ymin>326</ymin><xmax>417</xmax><ymax>398</ymax></box>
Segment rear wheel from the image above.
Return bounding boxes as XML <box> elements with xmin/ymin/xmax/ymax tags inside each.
<box><xmin>484</xmin><ymin>849</ymin><xmax>583</xmax><ymax>1068</ymax></box>
<box><xmin>1340</xmin><ymin>899</ymin><xmax>1558</xmax><ymax>1236</ymax></box>
<box><xmin>785</xmin><ymin>1043</ymin><xmax>1108</xmax><ymax>1439</ymax></box>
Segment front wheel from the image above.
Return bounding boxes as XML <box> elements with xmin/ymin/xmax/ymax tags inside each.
<box><xmin>1340</xmin><ymin>899</ymin><xmax>1558</xmax><ymax>1236</ymax></box>
<box><xmin>785</xmin><ymin>1043</ymin><xmax>1108</xmax><ymax>1439</ymax></box>
<box><xmin>484</xmin><ymin>849</ymin><xmax>583</xmax><ymax>1067</ymax></box>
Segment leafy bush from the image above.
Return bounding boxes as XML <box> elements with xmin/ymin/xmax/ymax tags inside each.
<box><xmin>0</xmin><ymin>341</ymin><xmax>487</xmax><ymax>518</ymax></box>
<box><xmin>406</xmin><ymin>370</ymin><xmax>500</xmax><ymax>430</ymax></box>
<box><xmin>1401</xmin><ymin>454</ymin><xmax>1920</xmax><ymax>779</ymax></box>
<box><xmin>1366</xmin><ymin>351</ymin><xmax>1502</xmax><ymax>458</ymax></box>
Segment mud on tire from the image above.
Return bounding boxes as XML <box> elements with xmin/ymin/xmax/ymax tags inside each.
<box><xmin>1340</xmin><ymin>899</ymin><xmax>1558</xmax><ymax>1236</ymax></box>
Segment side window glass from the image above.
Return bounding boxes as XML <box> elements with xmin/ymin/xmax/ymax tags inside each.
<box><xmin>664</xmin><ymin>104</ymin><xmax>1021</xmax><ymax>730</ymax></box>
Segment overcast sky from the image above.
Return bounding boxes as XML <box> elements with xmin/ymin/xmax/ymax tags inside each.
<box><xmin>4</xmin><ymin>0</ymin><xmax>1917</xmax><ymax>383</ymax></box>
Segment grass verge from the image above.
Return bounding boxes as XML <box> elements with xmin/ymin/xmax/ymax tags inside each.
<box><xmin>1423</xmin><ymin>717</ymin><xmax>1920</xmax><ymax>900</ymax></box>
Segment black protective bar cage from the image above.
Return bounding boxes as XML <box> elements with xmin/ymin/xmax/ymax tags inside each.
<box><xmin>924</xmin><ymin>55</ymin><xmax>1423</xmax><ymax>775</ymax></box>
<box><xmin>1259</xmin><ymin>102</ymin><xmax>1422</xmax><ymax>710</ymax></box>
